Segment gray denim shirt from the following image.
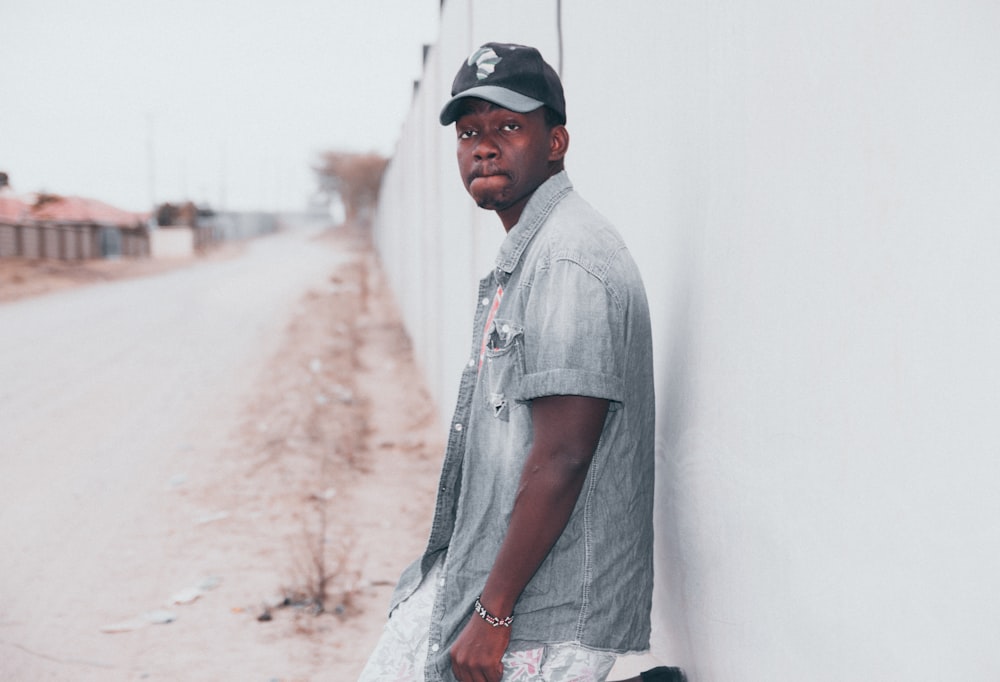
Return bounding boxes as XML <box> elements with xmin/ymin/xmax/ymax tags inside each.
<box><xmin>390</xmin><ymin>171</ymin><xmax>655</xmax><ymax>681</ymax></box>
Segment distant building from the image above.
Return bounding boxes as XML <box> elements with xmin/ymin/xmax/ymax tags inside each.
<box><xmin>0</xmin><ymin>182</ymin><xmax>149</xmax><ymax>259</ymax></box>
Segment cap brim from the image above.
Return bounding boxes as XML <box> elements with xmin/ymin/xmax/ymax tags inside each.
<box><xmin>439</xmin><ymin>85</ymin><xmax>545</xmax><ymax>125</ymax></box>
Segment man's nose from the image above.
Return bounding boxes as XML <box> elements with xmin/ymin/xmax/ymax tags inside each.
<box><xmin>473</xmin><ymin>135</ymin><xmax>499</xmax><ymax>161</ymax></box>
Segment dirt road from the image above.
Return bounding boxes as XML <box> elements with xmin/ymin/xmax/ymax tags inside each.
<box><xmin>0</xmin><ymin>224</ymin><xmax>442</xmax><ymax>680</ymax></box>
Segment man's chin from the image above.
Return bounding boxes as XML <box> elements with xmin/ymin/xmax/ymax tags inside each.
<box><xmin>475</xmin><ymin>198</ymin><xmax>501</xmax><ymax>210</ymax></box>
<box><xmin>469</xmin><ymin>191</ymin><xmax>511</xmax><ymax>212</ymax></box>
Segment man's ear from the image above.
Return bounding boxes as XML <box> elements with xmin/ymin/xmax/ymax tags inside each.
<box><xmin>548</xmin><ymin>125</ymin><xmax>569</xmax><ymax>162</ymax></box>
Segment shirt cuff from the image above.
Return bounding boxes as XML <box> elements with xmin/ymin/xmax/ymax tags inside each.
<box><xmin>516</xmin><ymin>369</ymin><xmax>625</xmax><ymax>405</ymax></box>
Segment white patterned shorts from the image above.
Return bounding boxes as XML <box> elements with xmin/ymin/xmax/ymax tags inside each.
<box><xmin>358</xmin><ymin>560</ymin><xmax>616</xmax><ymax>681</ymax></box>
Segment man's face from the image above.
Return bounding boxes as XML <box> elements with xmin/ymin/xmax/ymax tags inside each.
<box><xmin>454</xmin><ymin>99</ymin><xmax>564</xmax><ymax>229</ymax></box>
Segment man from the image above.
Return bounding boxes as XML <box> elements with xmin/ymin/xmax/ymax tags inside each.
<box><xmin>360</xmin><ymin>43</ymin><xmax>679</xmax><ymax>682</ymax></box>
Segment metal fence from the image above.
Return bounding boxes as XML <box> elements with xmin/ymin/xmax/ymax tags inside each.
<box><xmin>0</xmin><ymin>221</ymin><xmax>149</xmax><ymax>260</ymax></box>
<box><xmin>1</xmin><ymin>211</ymin><xmax>282</xmax><ymax>262</ymax></box>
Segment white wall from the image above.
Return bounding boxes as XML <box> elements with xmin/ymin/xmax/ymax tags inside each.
<box><xmin>373</xmin><ymin>2</ymin><xmax>1000</xmax><ymax>679</ymax></box>
<box><xmin>150</xmin><ymin>226</ymin><xmax>194</xmax><ymax>258</ymax></box>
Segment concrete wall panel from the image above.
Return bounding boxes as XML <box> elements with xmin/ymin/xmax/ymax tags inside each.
<box><xmin>373</xmin><ymin>2</ymin><xmax>1000</xmax><ymax>678</ymax></box>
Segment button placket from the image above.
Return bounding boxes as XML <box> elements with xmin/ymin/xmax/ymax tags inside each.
<box><xmin>423</xmin><ymin>274</ymin><xmax>498</xmax><ymax>675</ymax></box>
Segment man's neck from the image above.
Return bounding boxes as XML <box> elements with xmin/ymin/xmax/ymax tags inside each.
<box><xmin>495</xmin><ymin>167</ymin><xmax>564</xmax><ymax>232</ymax></box>
<box><xmin>496</xmin><ymin>194</ymin><xmax>534</xmax><ymax>232</ymax></box>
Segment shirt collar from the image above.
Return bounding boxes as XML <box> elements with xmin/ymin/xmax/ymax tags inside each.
<box><xmin>494</xmin><ymin>171</ymin><xmax>573</xmax><ymax>279</ymax></box>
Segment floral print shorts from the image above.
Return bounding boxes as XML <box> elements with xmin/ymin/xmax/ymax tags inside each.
<box><xmin>358</xmin><ymin>560</ymin><xmax>616</xmax><ymax>681</ymax></box>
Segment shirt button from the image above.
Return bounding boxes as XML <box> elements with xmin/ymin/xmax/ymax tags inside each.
<box><xmin>481</xmin><ymin>297</ymin><xmax>490</xmax><ymax>306</ymax></box>
<box><xmin>454</xmin><ymin>423</ymin><xmax>463</xmax><ymax>432</ymax></box>
<box><xmin>501</xmin><ymin>324</ymin><xmax>510</xmax><ymax>334</ymax></box>
<box><xmin>468</xmin><ymin>358</ymin><xmax>475</xmax><ymax>367</ymax></box>
<box><xmin>431</xmin><ymin>643</ymin><xmax>440</xmax><ymax>652</ymax></box>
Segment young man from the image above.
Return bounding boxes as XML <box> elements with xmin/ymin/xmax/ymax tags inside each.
<box><xmin>360</xmin><ymin>43</ymin><xmax>678</xmax><ymax>682</ymax></box>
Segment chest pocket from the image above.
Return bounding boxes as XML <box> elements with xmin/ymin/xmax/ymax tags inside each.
<box><xmin>482</xmin><ymin>318</ymin><xmax>524</xmax><ymax>421</ymax></box>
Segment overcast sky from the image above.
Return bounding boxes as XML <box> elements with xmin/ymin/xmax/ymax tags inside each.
<box><xmin>0</xmin><ymin>0</ymin><xmax>440</xmax><ymax>212</ymax></box>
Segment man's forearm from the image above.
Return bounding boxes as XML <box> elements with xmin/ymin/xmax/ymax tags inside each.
<box><xmin>478</xmin><ymin>447</ymin><xmax>593</xmax><ymax>617</ymax></box>
<box><xmin>477</xmin><ymin>394</ymin><xmax>609</xmax><ymax>619</ymax></box>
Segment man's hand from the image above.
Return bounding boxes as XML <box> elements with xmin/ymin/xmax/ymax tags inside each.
<box><xmin>450</xmin><ymin>614</ymin><xmax>511</xmax><ymax>682</ymax></box>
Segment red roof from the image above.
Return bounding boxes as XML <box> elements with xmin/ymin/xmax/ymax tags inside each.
<box><xmin>0</xmin><ymin>194</ymin><xmax>29</xmax><ymax>223</ymax></box>
<box><xmin>26</xmin><ymin>195</ymin><xmax>146</xmax><ymax>227</ymax></box>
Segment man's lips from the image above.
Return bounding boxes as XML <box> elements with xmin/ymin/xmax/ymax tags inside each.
<box><xmin>469</xmin><ymin>167</ymin><xmax>509</xmax><ymax>182</ymax></box>
<box><xmin>469</xmin><ymin>170</ymin><xmax>510</xmax><ymax>185</ymax></box>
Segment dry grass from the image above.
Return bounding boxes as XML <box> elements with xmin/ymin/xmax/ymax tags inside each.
<box><xmin>231</xmin><ymin>227</ymin><xmax>375</xmax><ymax>628</ymax></box>
<box><xmin>279</xmin><ymin>499</ymin><xmax>361</xmax><ymax>619</ymax></box>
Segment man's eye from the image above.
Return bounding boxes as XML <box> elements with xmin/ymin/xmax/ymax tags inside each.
<box><xmin>501</xmin><ymin>123</ymin><xmax>520</xmax><ymax>132</ymax></box>
<box><xmin>459</xmin><ymin>129</ymin><xmax>477</xmax><ymax>139</ymax></box>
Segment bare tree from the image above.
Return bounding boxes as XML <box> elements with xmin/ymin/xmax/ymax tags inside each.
<box><xmin>313</xmin><ymin>151</ymin><xmax>388</xmax><ymax>227</ymax></box>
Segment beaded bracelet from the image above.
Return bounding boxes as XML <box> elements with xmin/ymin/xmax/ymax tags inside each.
<box><xmin>474</xmin><ymin>597</ymin><xmax>513</xmax><ymax>628</ymax></box>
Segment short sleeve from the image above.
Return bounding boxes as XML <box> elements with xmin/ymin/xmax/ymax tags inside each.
<box><xmin>515</xmin><ymin>257</ymin><xmax>626</xmax><ymax>404</ymax></box>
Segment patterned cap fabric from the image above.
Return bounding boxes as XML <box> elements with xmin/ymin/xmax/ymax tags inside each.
<box><xmin>439</xmin><ymin>43</ymin><xmax>566</xmax><ymax>126</ymax></box>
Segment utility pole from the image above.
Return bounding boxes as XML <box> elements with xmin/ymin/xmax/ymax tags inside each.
<box><xmin>219</xmin><ymin>140</ymin><xmax>228</xmax><ymax>211</ymax></box>
<box><xmin>146</xmin><ymin>113</ymin><xmax>157</xmax><ymax>210</ymax></box>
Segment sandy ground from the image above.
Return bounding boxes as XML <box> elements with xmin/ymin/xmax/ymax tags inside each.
<box><xmin>0</xmin><ymin>232</ymin><xmax>656</xmax><ymax>681</ymax></box>
<box><xmin>0</xmin><ymin>228</ymin><xmax>443</xmax><ymax>680</ymax></box>
<box><xmin>0</xmin><ymin>248</ymin><xmax>236</xmax><ymax>304</ymax></box>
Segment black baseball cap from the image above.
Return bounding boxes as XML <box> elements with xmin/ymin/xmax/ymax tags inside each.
<box><xmin>439</xmin><ymin>42</ymin><xmax>566</xmax><ymax>126</ymax></box>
